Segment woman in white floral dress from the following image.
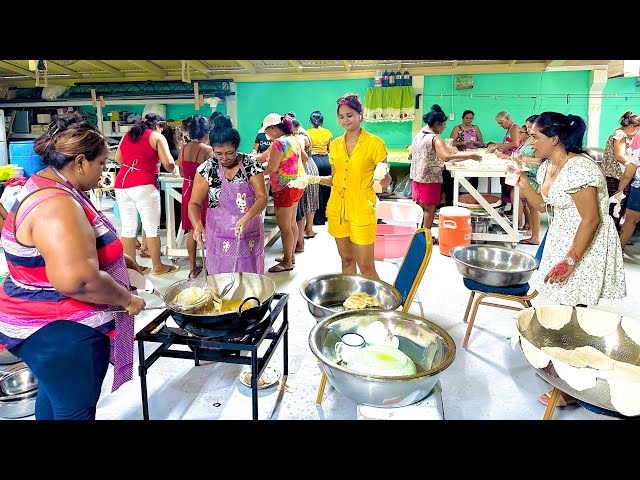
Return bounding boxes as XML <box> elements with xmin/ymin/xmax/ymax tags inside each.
<box><xmin>515</xmin><ymin>111</ymin><xmax>626</xmax><ymax>406</ymax></box>
<box><xmin>516</xmin><ymin>111</ymin><xmax>626</xmax><ymax>306</ymax></box>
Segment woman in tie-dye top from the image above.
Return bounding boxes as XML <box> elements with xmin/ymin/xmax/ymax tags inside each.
<box><xmin>260</xmin><ymin>113</ymin><xmax>305</xmax><ymax>273</ymax></box>
<box><xmin>0</xmin><ymin>113</ymin><xmax>146</xmax><ymax>419</ymax></box>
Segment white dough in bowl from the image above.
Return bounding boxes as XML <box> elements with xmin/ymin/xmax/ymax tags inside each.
<box><xmin>621</xmin><ymin>316</ymin><xmax>640</xmax><ymax>345</ymax></box>
<box><xmin>535</xmin><ymin>304</ymin><xmax>573</xmax><ymax>330</ymax></box>
<box><xmin>520</xmin><ymin>337</ymin><xmax>551</xmax><ymax>369</ymax></box>
<box><xmin>575</xmin><ymin>307</ymin><xmax>621</xmax><ymax>337</ymax></box>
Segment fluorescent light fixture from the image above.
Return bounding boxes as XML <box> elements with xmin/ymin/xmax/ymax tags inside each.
<box><xmin>623</xmin><ymin>60</ymin><xmax>640</xmax><ymax>77</ymax></box>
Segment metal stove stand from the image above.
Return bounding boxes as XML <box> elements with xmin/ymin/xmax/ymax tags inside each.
<box><xmin>135</xmin><ymin>292</ymin><xmax>289</xmax><ymax>420</ymax></box>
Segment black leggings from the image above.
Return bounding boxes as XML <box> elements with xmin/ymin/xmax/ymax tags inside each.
<box><xmin>312</xmin><ymin>154</ymin><xmax>331</xmax><ymax>225</ymax></box>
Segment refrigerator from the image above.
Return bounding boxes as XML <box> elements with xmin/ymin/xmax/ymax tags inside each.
<box><xmin>0</xmin><ymin>109</ymin><xmax>7</xmax><ymax>165</ymax></box>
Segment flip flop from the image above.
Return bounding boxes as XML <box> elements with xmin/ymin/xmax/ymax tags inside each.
<box><xmin>275</xmin><ymin>256</ymin><xmax>295</xmax><ymax>264</ymax></box>
<box><xmin>151</xmin><ymin>264</ymin><xmax>180</xmax><ymax>277</ymax></box>
<box><xmin>139</xmin><ymin>266</ymin><xmax>151</xmax><ymax>275</ymax></box>
<box><xmin>189</xmin><ymin>266</ymin><xmax>203</xmax><ymax>279</ymax></box>
<box><xmin>519</xmin><ymin>239</ymin><xmax>540</xmax><ymax>245</ymax></box>
<box><xmin>538</xmin><ymin>390</ymin><xmax>576</xmax><ymax>407</ymax></box>
<box><xmin>268</xmin><ymin>263</ymin><xmax>294</xmax><ymax>273</ymax></box>
<box><xmin>304</xmin><ymin>233</ymin><xmax>316</xmax><ymax>239</ymax></box>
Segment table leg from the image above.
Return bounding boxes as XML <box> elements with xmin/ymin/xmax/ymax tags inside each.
<box><xmin>138</xmin><ymin>340</ymin><xmax>150</xmax><ymax>420</ymax></box>
<box><xmin>251</xmin><ymin>354</ymin><xmax>259</xmax><ymax>420</ymax></box>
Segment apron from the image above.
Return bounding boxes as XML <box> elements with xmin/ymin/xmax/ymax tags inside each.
<box><xmin>206</xmin><ymin>158</ymin><xmax>264</xmax><ymax>274</ymax></box>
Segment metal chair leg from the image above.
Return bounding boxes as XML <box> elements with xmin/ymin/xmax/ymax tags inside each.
<box><xmin>462</xmin><ymin>295</ymin><xmax>483</xmax><ymax>349</ymax></box>
<box><xmin>316</xmin><ymin>372</ymin><xmax>327</xmax><ymax>405</ymax></box>
<box><xmin>543</xmin><ymin>387</ymin><xmax>560</xmax><ymax>420</ymax></box>
<box><xmin>463</xmin><ymin>291</ymin><xmax>476</xmax><ymax>324</ymax></box>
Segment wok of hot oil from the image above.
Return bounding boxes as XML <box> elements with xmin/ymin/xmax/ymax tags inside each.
<box><xmin>195</xmin><ymin>297</ymin><xmax>253</xmax><ymax>315</ymax></box>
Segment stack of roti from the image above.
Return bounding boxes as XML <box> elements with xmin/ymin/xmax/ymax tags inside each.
<box><xmin>343</xmin><ymin>292</ymin><xmax>381</xmax><ymax>310</ymax></box>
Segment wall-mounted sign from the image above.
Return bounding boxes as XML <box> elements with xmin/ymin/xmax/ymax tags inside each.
<box><xmin>455</xmin><ymin>75</ymin><xmax>474</xmax><ymax>90</ymax></box>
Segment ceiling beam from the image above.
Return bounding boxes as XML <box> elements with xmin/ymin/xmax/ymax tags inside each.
<box><xmin>546</xmin><ymin>60</ymin><xmax>566</xmax><ymax>67</ymax></box>
<box><xmin>509</xmin><ymin>60</ymin><xmax>517</xmax><ymax>65</ymax></box>
<box><xmin>288</xmin><ymin>60</ymin><xmax>303</xmax><ymax>72</ymax></box>
<box><xmin>0</xmin><ymin>61</ymin><xmax>34</xmax><ymax>77</ymax></box>
<box><xmin>452</xmin><ymin>61</ymin><xmax>458</xmax><ymax>68</ymax></box>
<box><xmin>342</xmin><ymin>61</ymin><xmax>351</xmax><ymax>72</ymax></box>
<box><xmin>84</xmin><ymin>60</ymin><xmax>122</xmax><ymax>76</ymax></box>
<box><xmin>188</xmin><ymin>60</ymin><xmax>212</xmax><ymax>77</ymax></box>
<box><xmin>47</xmin><ymin>61</ymin><xmax>82</xmax><ymax>78</ymax></box>
<box><xmin>236</xmin><ymin>60</ymin><xmax>256</xmax><ymax>74</ymax></box>
<box><xmin>129</xmin><ymin>60</ymin><xmax>167</xmax><ymax>77</ymax></box>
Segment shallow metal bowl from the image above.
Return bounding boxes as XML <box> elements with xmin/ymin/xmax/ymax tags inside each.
<box><xmin>513</xmin><ymin>305</ymin><xmax>640</xmax><ymax>416</ymax></box>
<box><xmin>0</xmin><ymin>348</ymin><xmax>21</xmax><ymax>365</ymax></box>
<box><xmin>0</xmin><ymin>362</ymin><xmax>38</xmax><ymax>396</ymax></box>
<box><xmin>309</xmin><ymin>310</ymin><xmax>456</xmax><ymax>407</ymax></box>
<box><xmin>450</xmin><ymin>245</ymin><xmax>539</xmax><ymax>286</ymax></box>
<box><xmin>300</xmin><ymin>274</ymin><xmax>402</xmax><ymax>321</ymax></box>
<box><xmin>0</xmin><ymin>388</ymin><xmax>37</xmax><ymax>418</ymax></box>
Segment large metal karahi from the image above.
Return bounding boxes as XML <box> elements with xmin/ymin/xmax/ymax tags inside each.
<box><xmin>166</xmin><ymin>273</ymin><xmax>276</xmax><ymax>338</ymax></box>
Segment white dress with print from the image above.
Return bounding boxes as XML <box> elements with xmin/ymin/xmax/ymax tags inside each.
<box><xmin>530</xmin><ymin>154</ymin><xmax>626</xmax><ymax>305</ymax></box>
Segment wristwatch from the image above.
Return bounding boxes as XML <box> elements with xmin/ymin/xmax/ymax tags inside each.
<box><xmin>563</xmin><ymin>256</ymin><xmax>577</xmax><ymax>266</ymax></box>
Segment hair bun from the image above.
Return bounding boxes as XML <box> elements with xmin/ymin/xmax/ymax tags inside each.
<box><xmin>213</xmin><ymin>115</ymin><xmax>233</xmax><ymax>129</ymax></box>
<box><xmin>431</xmin><ymin>104</ymin><xmax>443</xmax><ymax>113</ymax></box>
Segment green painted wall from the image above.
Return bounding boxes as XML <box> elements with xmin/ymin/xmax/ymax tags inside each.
<box><xmin>79</xmin><ymin>103</ymin><xmax>226</xmax><ymax>124</ymax></box>
<box><xmin>235</xmin><ymin>79</ymin><xmax>412</xmax><ymax>152</ymax></box>
<box><xmin>422</xmin><ymin>71</ymin><xmax>591</xmax><ymax>143</ymax></box>
<box><xmin>600</xmin><ymin>76</ymin><xmax>640</xmax><ymax>147</ymax></box>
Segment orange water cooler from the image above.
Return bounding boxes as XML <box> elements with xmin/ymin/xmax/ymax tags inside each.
<box><xmin>438</xmin><ymin>206</ymin><xmax>472</xmax><ymax>256</ymax></box>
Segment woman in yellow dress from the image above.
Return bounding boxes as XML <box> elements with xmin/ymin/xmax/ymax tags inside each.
<box><xmin>318</xmin><ymin>93</ymin><xmax>391</xmax><ymax>280</ymax></box>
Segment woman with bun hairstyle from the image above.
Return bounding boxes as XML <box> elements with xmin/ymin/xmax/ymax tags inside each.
<box><xmin>600</xmin><ymin>110</ymin><xmax>640</xmax><ymax>231</ymax></box>
<box><xmin>410</xmin><ymin>105</ymin><xmax>482</xmax><ymax>238</ymax></box>
<box><xmin>0</xmin><ymin>112</ymin><xmax>146</xmax><ymax>419</ymax></box>
<box><xmin>317</xmin><ymin>93</ymin><xmax>392</xmax><ymax>280</ymax></box>
<box><xmin>176</xmin><ymin>114</ymin><xmax>213</xmax><ymax>278</ymax></box>
<box><xmin>189</xmin><ymin>114</ymin><xmax>268</xmax><ymax>275</ymax></box>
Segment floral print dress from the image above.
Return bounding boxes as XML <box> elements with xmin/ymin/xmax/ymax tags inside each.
<box><xmin>530</xmin><ymin>154</ymin><xmax>626</xmax><ymax>306</ymax></box>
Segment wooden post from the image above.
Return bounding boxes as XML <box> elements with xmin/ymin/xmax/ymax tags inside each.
<box><xmin>194</xmin><ymin>82</ymin><xmax>200</xmax><ymax>110</ymax></box>
<box><xmin>90</xmin><ymin>88</ymin><xmax>97</xmax><ymax>108</ymax></box>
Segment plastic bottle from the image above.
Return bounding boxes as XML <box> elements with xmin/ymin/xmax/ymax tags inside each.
<box><xmin>395</xmin><ymin>70</ymin><xmax>402</xmax><ymax>86</ymax></box>
<box><xmin>373</xmin><ymin>69</ymin><xmax>382</xmax><ymax>87</ymax></box>
<box><xmin>382</xmin><ymin>69</ymin><xmax>389</xmax><ymax>87</ymax></box>
<box><xmin>403</xmin><ymin>70</ymin><xmax>412</xmax><ymax>86</ymax></box>
<box><xmin>388</xmin><ymin>70</ymin><xmax>395</xmax><ymax>87</ymax></box>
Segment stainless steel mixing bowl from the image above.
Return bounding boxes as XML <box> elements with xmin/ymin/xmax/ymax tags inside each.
<box><xmin>0</xmin><ymin>348</ymin><xmax>21</xmax><ymax>365</ymax></box>
<box><xmin>513</xmin><ymin>305</ymin><xmax>640</xmax><ymax>416</ymax></box>
<box><xmin>450</xmin><ymin>244</ymin><xmax>539</xmax><ymax>286</ymax></box>
<box><xmin>0</xmin><ymin>362</ymin><xmax>38</xmax><ymax>396</ymax></box>
<box><xmin>300</xmin><ymin>273</ymin><xmax>402</xmax><ymax>321</ymax></box>
<box><xmin>309</xmin><ymin>309</ymin><xmax>456</xmax><ymax>407</ymax></box>
<box><xmin>0</xmin><ymin>388</ymin><xmax>37</xmax><ymax>418</ymax></box>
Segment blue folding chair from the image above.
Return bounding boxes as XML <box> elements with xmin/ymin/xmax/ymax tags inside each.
<box><xmin>461</xmin><ymin>235</ymin><xmax>546</xmax><ymax>349</ymax></box>
<box><xmin>315</xmin><ymin>228</ymin><xmax>434</xmax><ymax>405</ymax></box>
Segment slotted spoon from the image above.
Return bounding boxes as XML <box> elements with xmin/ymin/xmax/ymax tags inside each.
<box><xmin>218</xmin><ymin>233</ymin><xmax>241</xmax><ymax>298</ymax></box>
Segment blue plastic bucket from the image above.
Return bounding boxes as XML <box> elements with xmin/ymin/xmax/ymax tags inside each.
<box><xmin>9</xmin><ymin>141</ymin><xmax>47</xmax><ymax>177</ymax></box>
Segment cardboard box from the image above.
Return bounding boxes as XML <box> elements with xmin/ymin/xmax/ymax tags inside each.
<box><xmin>36</xmin><ymin>113</ymin><xmax>51</xmax><ymax>124</ymax></box>
<box><xmin>30</xmin><ymin>124</ymin><xmax>48</xmax><ymax>134</ymax></box>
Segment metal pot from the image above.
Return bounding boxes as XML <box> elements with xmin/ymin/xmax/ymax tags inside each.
<box><xmin>0</xmin><ymin>388</ymin><xmax>37</xmax><ymax>418</ymax></box>
<box><xmin>167</xmin><ymin>272</ymin><xmax>276</xmax><ymax>337</ymax></box>
<box><xmin>0</xmin><ymin>362</ymin><xmax>38</xmax><ymax>396</ymax></box>
<box><xmin>0</xmin><ymin>348</ymin><xmax>21</xmax><ymax>365</ymax></box>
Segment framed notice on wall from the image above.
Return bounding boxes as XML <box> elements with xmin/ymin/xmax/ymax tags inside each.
<box><xmin>455</xmin><ymin>75</ymin><xmax>474</xmax><ymax>90</ymax></box>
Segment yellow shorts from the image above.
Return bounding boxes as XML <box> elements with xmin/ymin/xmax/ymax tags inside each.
<box><xmin>327</xmin><ymin>214</ymin><xmax>377</xmax><ymax>245</ymax></box>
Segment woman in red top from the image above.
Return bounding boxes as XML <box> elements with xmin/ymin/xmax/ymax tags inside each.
<box><xmin>114</xmin><ymin>113</ymin><xmax>179</xmax><ymax>276</ymax></box>
<box><xmin>176</xmin><ymin>115</ymin><xmax>212</xmax><ymax>278</ymax></box>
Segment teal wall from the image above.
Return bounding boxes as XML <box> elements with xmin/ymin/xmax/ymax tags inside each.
<box><xmin>79</xmin><ymin>103</ymin><xmax>226</xmax><ymax>124</ymax></box>
<box><xmin>600</xmin><ymin>76</ymin><xmax>640</xmax><ymax>147</ymax></box>
<box><xmin>235</xmin><ymin>79</ymin><xmax>412</xmax><ymax>152</ymax></box>
<box><xmin>422</xmin><ymin>71</ymin><xmax>591</xmax><ymax>143</ymax></box>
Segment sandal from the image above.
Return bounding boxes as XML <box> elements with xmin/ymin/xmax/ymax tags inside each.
<box><xmin>276</xmin><ymin>256</ymin><xmax>295</xmax><ymax>264</ymax></box>
<box><xmin>268</xmin><ymin>263</ymin><xmax>294</xmax><ymax>273</ymax></box>
<box><xmin>151</xmin><ymin>264</ymin><xmax>180</xmax><ymax>277</ymax></box>
<box><xmin>295</xmin><ymin>247</ymin><xmax>305</xmax><ymax>253</ymax></box>
<box><xmin>139</xmin><ymin>266</ymin><xmax>151</xmax><ymax>275</ymax></box>
<box><xmin>304</xmin><ymin>233</ymin><xmax>316</xmax><ymax>239</ymax></box>
<box><xmin>189</xmin><ymin>266</ymin><xmax>203</xmax><ymax>279</ymax></box>
<box><xmin>538</xmin><ymin>390</ymin><xmax>576</xmax><ymax>407</ymax></box>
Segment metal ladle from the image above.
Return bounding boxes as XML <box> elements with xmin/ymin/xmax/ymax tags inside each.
<box><xmin>218</xmin><ymin>232</ymin><xmax>241</xmax><ymax>298</ymax></box>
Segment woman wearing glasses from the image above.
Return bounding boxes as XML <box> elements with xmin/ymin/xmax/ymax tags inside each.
<box><xmin>318</xmin><ymin>93</ymin><xmax>392</xmax><ymax>280</ymax></box>
<box><xmin>188</xmin><ymin>115</ymin><xmax>268</xmax><ymax>275</ymax></box>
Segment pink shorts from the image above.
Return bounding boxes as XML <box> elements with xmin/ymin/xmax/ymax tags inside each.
<box><xmin>412</xmin><ymin>180</ymin><xmax>440</xmax><ymax>206</ymax></box>
<box><xmin>273</xmin><ymin>186</ymin><xmax>304</xmax><ymax>208</ymax></box>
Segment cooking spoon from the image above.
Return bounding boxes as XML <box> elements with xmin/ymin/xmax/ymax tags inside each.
<box><xmin>218</xmin><ymin>232</ymin><xmax>241</xmax><ymax>298</ymax></box>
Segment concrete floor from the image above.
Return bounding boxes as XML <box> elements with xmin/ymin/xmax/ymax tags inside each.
<box><xmin>2</xmin><ymin>197</ymin><xmax>639</xmax><ymax>421</ymax></box>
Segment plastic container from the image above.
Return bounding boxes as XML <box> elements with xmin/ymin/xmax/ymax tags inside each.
<box><xmin>438</xmin><ymin>206</ymin><xmax>471</xmax><ymax>256</ymax></box>
<box><xmin>9</xmin><ymin>141</ymin><xmax>46</xmax><ymax>178</ymax></box>
<box><xmin>374</xmin><ymin>224</ymin><xmax>415</xmax><ymax>259</ymax></box>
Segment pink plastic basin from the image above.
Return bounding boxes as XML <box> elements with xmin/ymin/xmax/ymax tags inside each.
<box><xmin>374</xmin><ymin>224</ymin><xmax>415</xmax><ymax>259</ymax></box>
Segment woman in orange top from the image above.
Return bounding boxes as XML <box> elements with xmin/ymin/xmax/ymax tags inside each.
<box><xmin>319</xmin><ymin>93</ymin><xmax>392</xmax><ymax>280</ymax></box>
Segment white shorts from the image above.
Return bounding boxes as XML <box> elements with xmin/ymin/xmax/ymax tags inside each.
<box><xmin>114</xmin><ymin>184</ymin><xmax>161</xmax><ymax>238</ymax></box>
